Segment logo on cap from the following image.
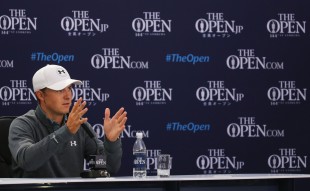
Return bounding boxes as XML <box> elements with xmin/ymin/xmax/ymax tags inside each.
<box><xmin>57</xmin><ymin>69</ymin><xmax>67</xmax><ymax>76</ymax></box>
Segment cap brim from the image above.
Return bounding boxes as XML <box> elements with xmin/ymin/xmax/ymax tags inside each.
<box><xmin>47</xmin><ymin>79</ymin><xmax>82</xmax><ymax>91</ymax></box>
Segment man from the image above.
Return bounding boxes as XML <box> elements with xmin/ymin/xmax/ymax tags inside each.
<box><xmin>8</xmin><ymin>64</ymin><xmax>127</xmax><ymax>177</ymax></box>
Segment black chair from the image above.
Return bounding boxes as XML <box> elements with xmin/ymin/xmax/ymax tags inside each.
<box><xmin>0</xmin><ymin>116</ymin><xmax>16</xmax><ymax>178</ymax></box>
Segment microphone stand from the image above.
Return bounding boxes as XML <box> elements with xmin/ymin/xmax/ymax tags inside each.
<box><xmin>80</xmin><ymin>123</ymin><xmax>110</xmax><ymax>178</ymax></box>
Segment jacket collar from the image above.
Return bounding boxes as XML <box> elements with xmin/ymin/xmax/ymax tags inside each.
<box><xmin>35</xmin><ymin>105</ymin><xmax>67</xmax><ymax>131</ymax></box>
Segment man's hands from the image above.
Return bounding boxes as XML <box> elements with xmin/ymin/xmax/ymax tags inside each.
<box><xmin>66</xmin><ymin>97</ymin><xmax>127</xmax><ymax>140</ymax></box>
<box><xmin>66</xmin><ymin>98</ymin><xmax>88</xmax><ymax>134</ymax></box>
<box><xmin>104</xmin><ymin>107</ymin><xmax>127</xmax><ymax>142</ymax></box>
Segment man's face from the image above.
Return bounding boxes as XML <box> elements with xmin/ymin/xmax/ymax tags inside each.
<box><xmin>39</xmin><ymin>85</ymin><xmax>73</xmax><ymax>116</ymax></box>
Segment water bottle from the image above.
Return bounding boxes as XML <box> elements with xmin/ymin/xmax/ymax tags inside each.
<box><xmin>133</xmin><ymin>132</ymin><xmax>147</xmax><ymax>178</ymax></box>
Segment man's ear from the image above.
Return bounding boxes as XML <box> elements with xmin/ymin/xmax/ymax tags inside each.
<box><xmin>35</xmin><ymin>91</ymin><xmax>44</xmax><ymax>103</ymax></box>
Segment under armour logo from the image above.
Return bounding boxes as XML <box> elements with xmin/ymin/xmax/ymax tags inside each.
<box><xmin>70</xmin><ymin>141</ymin><xmax>77</xmax><ymax>146</ymax></box>
<box><xmin>58</xmin><ymin>69</ymin><xmax>66</xmax><ymax>74</ymax></box>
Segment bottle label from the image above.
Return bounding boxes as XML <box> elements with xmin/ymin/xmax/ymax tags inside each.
<box><xmin>133</xmin><ymin>152</ymin><xmax>146</xmax><ymax>170</ymax></box>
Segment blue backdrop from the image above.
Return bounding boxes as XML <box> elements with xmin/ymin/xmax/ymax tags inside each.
<box><xmin>1</xmin><ymin>0</ymin><xmax>309</xmax><ymax>189</ymax></box>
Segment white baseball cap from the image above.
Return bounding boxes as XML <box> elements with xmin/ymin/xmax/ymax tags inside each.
<box><xmin>32</xmin><ymin>64</ymin><xmax>82</xmax><ymax>92</ymax></box>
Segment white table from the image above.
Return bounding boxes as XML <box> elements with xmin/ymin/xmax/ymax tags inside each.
<box><xmin>1</xmin><ymin>174</ymin><xmax>310</xmax><ymax>191</ymax></box>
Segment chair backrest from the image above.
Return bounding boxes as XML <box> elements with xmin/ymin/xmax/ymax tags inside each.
<box><xmin>0</xmin><ymin>116</ymin><xmax>16</xmax><ymax>178</ymax></box>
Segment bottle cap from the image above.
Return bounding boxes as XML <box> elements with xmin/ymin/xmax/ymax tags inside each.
<box><xmin>136</xmin><ymin>132</ymin><xmax>143</xmax><ymax>139</ymax></box>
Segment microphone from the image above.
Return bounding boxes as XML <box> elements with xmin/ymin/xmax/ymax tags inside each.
<box><xmin>80</xmin><ymin>123</ymin><xmax>110</xmax><ymax>178</ymax></box>
<box><xmin>81</xmin><ymin>123</ymin><xmax>95</xmax><ymax>139</ymax></box>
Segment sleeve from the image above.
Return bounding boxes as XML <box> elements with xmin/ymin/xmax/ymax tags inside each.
<box><xmin>8</xmin><ymin>117</ymin><xmax>73</xmax><ymax>171</ymax></box>
<box><xmin>103</xmin><ymin>136</ymin><xmax>123</xmax><ymax>175</ymax></box>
